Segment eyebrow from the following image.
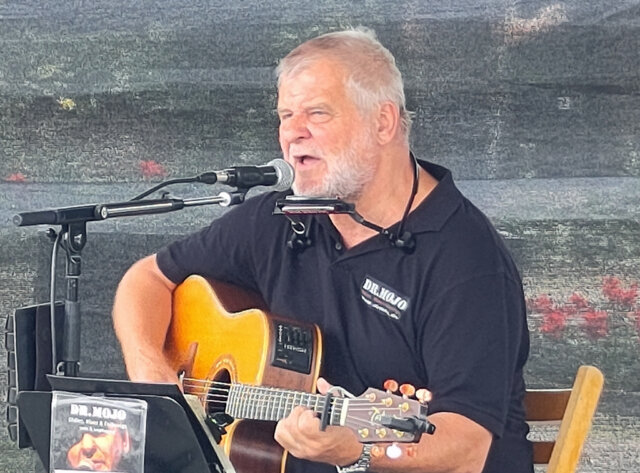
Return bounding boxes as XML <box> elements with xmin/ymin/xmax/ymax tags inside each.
<box><xmin>276</xmin><ymin>102</ymin><xmax>333</xmax><ymax>114</ymax></box>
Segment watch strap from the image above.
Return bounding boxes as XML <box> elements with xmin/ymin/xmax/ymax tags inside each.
<box><xmin>336</xmin><ymin>443</ymin><xmax>373</xmax><ymax>473</ymax></box>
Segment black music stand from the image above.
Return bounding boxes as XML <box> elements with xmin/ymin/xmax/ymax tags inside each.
<box><xmin>5</xmin><ymin>302</ymin><xmax>65</xmax><ymax>448</ymax></box>
<box><xmin>17</xmin><ymin>376</ymin><xmax>235</xmax><ymax>473</ymax></box>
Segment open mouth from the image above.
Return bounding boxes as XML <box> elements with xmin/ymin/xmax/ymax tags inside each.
<box><xmin>292</xmin><ymin>155</ymin><xmax>319</xmax><ymax>166</ymax></box>
<box><xmin>79</xmin><ymin>459</ymin><xmax>107</xmax><ymax>470</ymax></box>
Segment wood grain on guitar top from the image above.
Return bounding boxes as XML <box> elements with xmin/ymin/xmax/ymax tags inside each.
<box><xmin>165</xmin><ymin>275</ymin><xmax>323</xmax><ymax>473</ymax></box>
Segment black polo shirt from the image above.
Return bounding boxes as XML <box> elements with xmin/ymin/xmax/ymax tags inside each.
<box><xmin>157</xmin><ymin>161</ymin><xmax>533</xmax><ymax>473</ymax></box>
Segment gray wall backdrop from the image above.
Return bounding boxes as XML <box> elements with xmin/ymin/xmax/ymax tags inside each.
<box><xmin>1</xmin><ymin>1</ymin><xmax>639</xmax><ymax>472</ymax></box>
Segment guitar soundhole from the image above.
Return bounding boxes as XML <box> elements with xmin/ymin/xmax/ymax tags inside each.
<box><xmin>207</xmin><ymin>369</ymin><xmax>231</xmax><ymax>417</ymax></box>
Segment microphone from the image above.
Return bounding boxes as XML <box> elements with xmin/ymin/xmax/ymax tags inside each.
<box><xmin>196</xmin><ymin>159</ymin><xmax>294</xmax><ymax>191</ymax></box>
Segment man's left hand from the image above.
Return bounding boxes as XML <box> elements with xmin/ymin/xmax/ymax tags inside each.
<box><xmin>273</xmin><ymin>378</ymin><xmax>363</xmax><ymax>466</ymax></box>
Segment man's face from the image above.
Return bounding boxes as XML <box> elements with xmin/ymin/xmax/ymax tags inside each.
<box><xmin>277</xmin><ymin>58</ymin><xmax>379</xmax><ymax>201</ymax></box>
<box><xmin>67</xmin><ymin>429</ymin><xmax>129</xmax><ymax>471</ymax></box>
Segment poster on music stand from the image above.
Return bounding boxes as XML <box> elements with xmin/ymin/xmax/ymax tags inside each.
<box><xmin>49</xmin><ymin>391</ymin><xmax>147</xmax><ymax>473</ymax></box>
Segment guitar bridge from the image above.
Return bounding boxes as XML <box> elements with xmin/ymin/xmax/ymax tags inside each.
<box><xmin>271</xmin><ymin>321</ymin><xmax>314</xmax><ymax>374</ymax></box>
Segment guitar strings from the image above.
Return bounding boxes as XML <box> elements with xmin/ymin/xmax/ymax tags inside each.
<box><xmin>181</xmin><ymin>376</ymin><xmax>414</xmax><ymax>400</ymax></box>
<box><xmin>179</xmin><ymin>377</ymin><xmax>420</xmax><ymax>433</ymax></box>
<box><xmin>180</xmin><ymin>377</ymin><xmax>415</xmax><ymax>407</ymax></box>
<box><xmin>181</xmin><ymin>377</ymin><xmax>410</xmax><ymax>409</ymax></box>
<box><xmin>189</xmin><ymin>393</ymin><xmax>393</xmax><ymax>432</ymax></box>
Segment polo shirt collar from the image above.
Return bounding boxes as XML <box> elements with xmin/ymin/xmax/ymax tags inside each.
<box><xmin>313</xmin><ymin>158</ymin><xmax>464</xmax><ymax>252</ymax></box>
<box><xmin>407</xmin><ymin>159</ymin><xmax>464</xmax><ymax>234</ymax></box>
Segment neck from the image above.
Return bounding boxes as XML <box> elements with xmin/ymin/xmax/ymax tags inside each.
<box><xmin>226</xmin><ymin>383</ymin><xmax>341</xmax><ymax>423</ymax></box>
<box><xmin>330</xmin><ymin>149</ymin><xmax>437</xmax><ymax>249</ymax></box>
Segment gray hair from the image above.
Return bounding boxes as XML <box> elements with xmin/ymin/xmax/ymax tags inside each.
<box><xmin>276</xmin><ymin>27</ymin><xmax>412</xmax><ymax>141</ymax></box>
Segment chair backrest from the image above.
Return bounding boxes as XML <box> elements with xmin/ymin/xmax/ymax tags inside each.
<box><xmin>525</xmin><ymin>365</ymin><xmax>604</xmax><ymax>473</ymax></box>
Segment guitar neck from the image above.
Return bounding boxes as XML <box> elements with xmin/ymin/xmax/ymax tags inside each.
<box><xmin>226</xmin><ymin>383</ymin><xmax>344</xmax><ymax>425</ymax></box>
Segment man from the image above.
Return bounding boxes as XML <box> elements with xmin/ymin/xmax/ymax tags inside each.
<box><xmin>66</xmin><ymin>426</ymin><xmax>130</xmax><ymax>471</ymax></box>
<box><xmin>113</xmin><ymin>28</ymin><xmax>532</xmax><ymax>473</ymax></box>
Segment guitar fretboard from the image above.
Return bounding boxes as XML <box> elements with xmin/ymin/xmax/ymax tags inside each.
<box><xmin>226</xmin><ymin>384</ymin><xmax>345</xmax><ymax>425</ymax></box>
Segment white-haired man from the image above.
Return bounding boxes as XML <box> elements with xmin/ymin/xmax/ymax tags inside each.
<box><xmin>113</xmin><ymin>28</ymin><xmax>532</xmax><ymax>473</ymax></box>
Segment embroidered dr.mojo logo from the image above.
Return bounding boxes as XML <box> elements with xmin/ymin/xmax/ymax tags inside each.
<box><xmin>361</xmin><ymin>276</ymin><xmax>410</xmax><ymax>320</ymax></box>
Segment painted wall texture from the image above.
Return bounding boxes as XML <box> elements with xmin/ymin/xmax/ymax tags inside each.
<box><xmin>1</xmin><ymin>1</ymin><xmax>639</xmax><ymax>471</ymax></box>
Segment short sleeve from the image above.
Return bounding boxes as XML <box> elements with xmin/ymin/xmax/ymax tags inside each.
<box><xmin>421</xmin><ymin>273</ymin><xmax>526</xmax><ymax>437</ymax></box>
<box><xmin>155</xmin><ymin>194</ymin><xmax>272</xmax><ymax>290</ymax></box>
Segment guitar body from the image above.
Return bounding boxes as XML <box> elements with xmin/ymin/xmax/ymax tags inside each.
<box><xmin>165</xmin><ymin>275</ymin><xmax>323</xmax><ymax>473</ymax></box>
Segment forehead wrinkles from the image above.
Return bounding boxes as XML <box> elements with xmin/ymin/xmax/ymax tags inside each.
<box><xmin>277</xmin><ymin>86</ymin><xmax>326</xmax><ymax>110</ymax></box>
<box><xmin>277</xmin><ymin>58</ymin><xmax>350</xmax><ymax>107</ymax></box>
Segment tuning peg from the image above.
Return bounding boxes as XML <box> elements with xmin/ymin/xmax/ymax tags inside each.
<box><xmin>383</xmin><ymin>379</ymin><xmax>399</xmax><ymax>393</ymax></box>
<box><xmin>416</xmin><ymin>388</ymin><xmax>432</xmax><ymax>404</ymax></box>
<box><xmin>371</xmin><ymin>445</ymin><xmax>385</xmax><ymax>458</ymax></box>
<box><xmin>399</xmin><ymin>383</ymin><xmax>415</xmax><ymax>398</ymax></box>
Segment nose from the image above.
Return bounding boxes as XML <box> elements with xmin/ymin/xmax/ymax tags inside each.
<box><xmin>279</xmin><ymin>113</ymin><xmax>311</xmax><ymax>144</ymax></box>
<box><xmin>80</xmin><ymin>434</ymin><xmax>97</xmax><ymax>457</ymax></box>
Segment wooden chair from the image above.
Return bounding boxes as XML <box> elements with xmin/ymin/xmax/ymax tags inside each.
<box><xmin>525</xmin><ymin>365</ymin><xmax>604</xmax><ymax>473</ymax></box>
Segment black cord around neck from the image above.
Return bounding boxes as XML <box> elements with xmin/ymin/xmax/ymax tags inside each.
<box><xmin>393</xmin><ymin>153</ymin><xmax>419</xmax><ymax>250</ymax></box>
<box><xmin>284</xmin><ymin>153</ymin><xmax>420</xmax><ymax>254</ymax></box>
<box><xmin>350</xmin><ymin>153</ymin><xmax>419</xmax><ymax>253</ymax></box>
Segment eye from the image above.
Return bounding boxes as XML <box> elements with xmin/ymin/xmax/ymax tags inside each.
<box><xmin>308</xmin><ymin>109</ymin><xmax>331</xmax><ymax>123</ymax></box>
<box><xmin>309</xmin><ymin>109</ymin><xmax>329</xmax><ymax>117</ymax></box>
<box><xmin>277</xmin><ymin>110</ymin><xmax>292</xmax><ymax>122</ymax></box>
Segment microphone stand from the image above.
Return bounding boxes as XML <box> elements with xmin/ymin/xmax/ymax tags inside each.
<box><xmin>14</xmin><ymin>189</ymin><xmax>248</xmax><ymax>378</ymax></box>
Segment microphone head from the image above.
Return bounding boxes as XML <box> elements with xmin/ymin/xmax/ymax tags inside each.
<box><xmin>268</xmin><ymin>159</ymin><xmax>295</xmax><ymax>191</ymax></box>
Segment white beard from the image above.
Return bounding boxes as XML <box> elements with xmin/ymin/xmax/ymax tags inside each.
<box><xmin>291</xmin><ymin>130</ymin><xmax>377</xmax><ymax>202</ymax></box>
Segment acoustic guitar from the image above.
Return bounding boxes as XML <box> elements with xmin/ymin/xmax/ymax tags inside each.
<box><xmin>165</xmin><ymin>275</ymin><xmax>429</xmax><ymax>473</ymax></box>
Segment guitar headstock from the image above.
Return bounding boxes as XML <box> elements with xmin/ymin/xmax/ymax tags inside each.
<box><xmin>341</xmin><ymin>386</ymin><xmax>431</xmax><ymax>443</ymax></box>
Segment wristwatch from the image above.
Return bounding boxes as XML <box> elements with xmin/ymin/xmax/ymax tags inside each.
<box><xmin>336</xmin><ymin>443</ymin><xmax>373</xmax><ymax>472</ymax></box>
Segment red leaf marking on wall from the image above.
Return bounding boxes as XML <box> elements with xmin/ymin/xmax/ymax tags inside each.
<box><xmin>139</xmin><ymin>160</ymin><xmax>168</xmax><ymax>179</ymax></box>
<box><xmin>581</xmin><ymin>309</ymin><xmax>609</xmax><ymax>339</ymax></box>
<box><xmin>527</xmin><ymin>294</ymin><xmax>554</xmax><ymax>314</ymax></box>
<box><xmin>5</xmin><ymin>172</ymin><xmax>27</xmax><ymax>182</ymax></box>
<box><xmin>602</xmin><ymin>276</ymin><xmax>638</xmax><ymax>307</ymax></box>
<box><xmin>540</xmin><ymin>309</ymin><xmax>567</xmax><ymax>338</ymax></box>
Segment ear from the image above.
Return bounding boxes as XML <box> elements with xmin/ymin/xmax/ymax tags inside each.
<box><xmin>121</xmin><ymin>429</ymin><xmax>131</xmax><ymax>453</ymax></box>
<box><xmin>375</xmin><ymin>101</ymin><xmax>401</xmax><ymax>145</ymax></box>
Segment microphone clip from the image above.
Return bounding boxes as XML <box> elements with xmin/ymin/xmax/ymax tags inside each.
<box><xmin>389</xmin><ymin>231</ymin><xmax>416</xmax><ymax>254</ymax></box>
<box><xmin>286</xmin><ymin>219</ymin><xmax>313</xmax><ymax>253</ymax></box>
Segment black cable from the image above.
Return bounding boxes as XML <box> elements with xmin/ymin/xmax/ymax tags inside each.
<box><xmin>49</xmin><ymin>230</ymin><xmax>62</xmax><ymax>374</ymax></box>
<box><xmin>392</xmin><ymin>153</ymin><xmax>419</xmax><ymax>247</ymax></box>
<box><xmin>349</xmin><ymin>153</ymin><xmax>419</xmax><ymax>251</ymax></box>
<box><xmin>130</xmin><ymin>177</ymin><xmax>197</xmax><ymax>201</ymax></box>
